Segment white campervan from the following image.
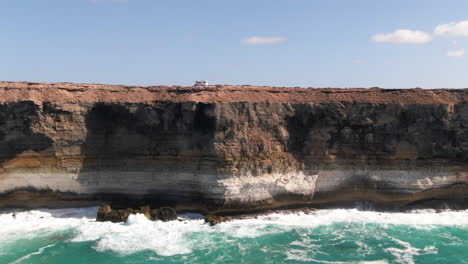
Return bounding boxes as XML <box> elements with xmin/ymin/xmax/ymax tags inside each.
<box><xmin>194</xmin><ymin>80</ymin><xmax>208</xmax><ymax>86</ymax></box>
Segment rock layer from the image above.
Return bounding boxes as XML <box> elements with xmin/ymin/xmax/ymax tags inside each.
<box><xmin>0</xmin><ymin>81</ymin><xmax>467</xmax><ymax>212</ymax></box>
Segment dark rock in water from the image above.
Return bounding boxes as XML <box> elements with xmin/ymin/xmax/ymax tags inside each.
<box><xmin>205</xmin><ymin>214</ymin><xmax>227</xmax><ymax>226</ymax></box>
<box><xmin>96</xmin><ymin>204</ymin><xmax>112</xmax><ymax>221</ymax></box>
<box><xmin>138</xmin><ymin>205</ymin><xmax>151</xmax><ymax>219</ymax></box>
<box><xmin>96</xmin><ymin>205</ymin><xmax>152</xmax><ymax>223</ymax></box>
<box><xmin>96</xmin><ymin>205</ymin><xmax>178</xmax><ymax>222</ymax></box>
<box><xmin>157</xmin><ymin>207</ymin><xmax>177</xmax><ymax>221</ymax></box>
<box><xmin>96</xmin><ymin>206</ymin><xmax>134</xmax><ymax>223</ymax></box>
<box><xmin>150</xmin><ymin>209</ymin><xmax>159</xmax><ymax>220</ymax></box>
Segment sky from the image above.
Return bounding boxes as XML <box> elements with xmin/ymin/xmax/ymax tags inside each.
<box><xmin>1</xmin><ymin>0</ymin><xmax>468</xmax><ymax>88</ymax></box>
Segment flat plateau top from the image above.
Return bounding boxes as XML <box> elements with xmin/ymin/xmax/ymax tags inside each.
<box><xmin>0</xmin><ymin>81</ymin><xmax>466</xmax><ymax>104</ymax></box>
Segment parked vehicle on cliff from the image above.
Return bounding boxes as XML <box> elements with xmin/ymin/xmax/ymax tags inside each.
<box><xmin>194</xmin><ymin>80</ymin><xmax>208</xmax><ymax>86</ymax></box>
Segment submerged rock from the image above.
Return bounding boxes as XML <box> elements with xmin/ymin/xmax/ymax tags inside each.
<box><xmin>205</xmin><ymin>214</ymin><xmax>227</xmax><ymax>226</ymax></box>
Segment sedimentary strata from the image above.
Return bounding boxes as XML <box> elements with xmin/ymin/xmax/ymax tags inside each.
<box><xmin>0</xmin><ymin>81</ymin><xmax>467</xmax><ymax>212</ymax></box>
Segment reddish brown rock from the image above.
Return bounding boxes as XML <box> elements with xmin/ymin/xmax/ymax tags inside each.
<box><xmin>205</xmin><ymin>214</ymin><xmax>227</xmax><ymax>226</ymax></box>
<box><xmin>96</xmin><ymin>205</ymin><xmax>161</xmax><ymax>222</ymax></box>
<box><xmin>0</xmin><ymin>81</ymin><xmax>466</xmax><ymax>104</ymax></box>
<box><xmin>96</xmin><ymin>206</ymin><xmax>135</xmax><ymax>223</ymax></box>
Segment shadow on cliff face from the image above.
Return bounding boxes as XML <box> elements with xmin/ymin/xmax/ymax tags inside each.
<box><xmin>0</xmin><ymin>101</ymin><xmax>53</xmax><ymax>164</ymax></box>
<box><xmin>77</xmin><ymin>102</ymin><xmax>218</xmax><ymax>208</ymax></box>
<box><xmin>285</xmin><ymin>102</ymin><xmax>468</xmax><ymax>206</ymax></box>
<box><xmin>286</xmin><ymin>102</ymin><xmax>467</xmax><ymax>166</ymax></box>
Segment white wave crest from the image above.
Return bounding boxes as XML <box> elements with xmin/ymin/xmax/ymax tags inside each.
<box><xmin>0</xmin><ymin>207</ymin><xmax>467</xmax><ymax>257</ymax></box>
<box><xmin>385</xmin><ymin>238</ymin><xmax>438</xmax><ymax>264</ymax></box>
<box><xmin>9</xmin><ymin>244</ymin><xmax>56</xmax><ymax>264</ymax></box>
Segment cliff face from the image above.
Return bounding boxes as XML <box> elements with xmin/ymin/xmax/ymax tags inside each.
<box><xmin>0</xmin><ymin>81</ymin><xmax>467</xmax><ymax>211</ymax></box>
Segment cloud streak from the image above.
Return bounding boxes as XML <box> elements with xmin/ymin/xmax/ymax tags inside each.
<box><xmin>242</xmin><ymin>36</ymin><xmax>288</xmax><ymax>45</ymax></box>
<box><xmin>371</xmin><ymin>29</ymin><xmax>432</xmax><ymax>44</ymax></box>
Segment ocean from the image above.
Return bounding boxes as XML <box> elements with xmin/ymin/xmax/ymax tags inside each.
<box><xmin>0</xmin><ymin>207</ymin><xmax>467</xmax><ymax>264</ymax></box>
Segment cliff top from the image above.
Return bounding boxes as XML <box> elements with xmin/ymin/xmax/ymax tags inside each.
<box><xmin>0</xmin><ymin>81</ymin><xmax>466</xmax><ymax>104</ymax></box>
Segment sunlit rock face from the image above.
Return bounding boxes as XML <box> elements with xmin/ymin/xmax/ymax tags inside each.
<box><xmin>0</xmin><ymin>82</ymin><xmax>467</xmax><ymax>211</ymax></box>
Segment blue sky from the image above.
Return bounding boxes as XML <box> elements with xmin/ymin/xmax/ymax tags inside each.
<box><xmin>1</xmin><ymin>0</ymin><xmax>468</xmax><ymax>88</ymax></box>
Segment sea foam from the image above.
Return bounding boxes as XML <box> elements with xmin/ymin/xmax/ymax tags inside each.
<box><xmin>0</xmin><ymin>207</ymin><xmax>467</xmax><ymax>256</ymax></box>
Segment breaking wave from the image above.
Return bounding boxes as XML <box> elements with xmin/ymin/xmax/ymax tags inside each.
<box><xmin>0</xmin><ymin>207</ymin><xmax>467</xmax><ymax>263</ymax></box>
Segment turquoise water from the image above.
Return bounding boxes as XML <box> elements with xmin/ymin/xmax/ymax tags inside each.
<box><xmin>0</xmin><ymin>208</ymin><xmax>467</xmax><ymax>264</ymax></box>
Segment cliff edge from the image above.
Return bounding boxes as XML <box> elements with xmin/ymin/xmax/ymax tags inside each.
<box><xmin>1</xmin><ymin>81</ymin><xmax>466</xmax><ymax>104</ymax></box>
<box><xmin>0</xmin><ymin>81</ymin><xmax>467</xmax><ymax>212</ymax></box>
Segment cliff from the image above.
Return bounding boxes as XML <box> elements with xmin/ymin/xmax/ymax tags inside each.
<box><xmin>0</xmin><ymin>81</ymin><xmax>467</xmax><ymax>212</ymax></box>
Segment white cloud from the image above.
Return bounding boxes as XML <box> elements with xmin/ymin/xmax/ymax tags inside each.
<box><xmin>434</xmin><ymin>20</ymin><xmax>468</xmax><ymax>37</ymax></box>
<box><xmin>242</xmin><ymin>36</ymin><xmax>288</xmax><ymax>45</ymax></box>
<box><xmin>372</xmin><ymin>29</ymin><xmax>432</xmax><ymax>44</ymax></box>
<box><xmin>447</xmin><ymin>49</ymin><xmax>465</xmax><ymax>57</ymax></box>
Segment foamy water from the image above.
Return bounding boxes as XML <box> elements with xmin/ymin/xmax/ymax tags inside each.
<box><xmin>0</xmin><ymin>207</ymin><xmax>467</xmax><ymax>263</ymax></box>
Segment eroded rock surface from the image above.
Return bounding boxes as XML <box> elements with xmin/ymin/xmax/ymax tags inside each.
<box><xmin>96</xmin><ymin>205</ymin><xmax>134</xmax><ymax>223</ymax></box>
<box><xmin>205</xmin><ymin>214</ymin><xmax>227</xmax><ymax>225</ymax></box>
<box><xmin>95</xmin><ymin>205</ymin><xmax>172</xmax><ymax>222</ymax></box>
<box><xmin>157</xmin><ymin>207</ymin><xmax>178</xmax><ymax>222</ymax></box>
<box><xmin>0</xmin><ymin>81</ymin><xmax>467</xmax><ymax>212</ymax></box>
